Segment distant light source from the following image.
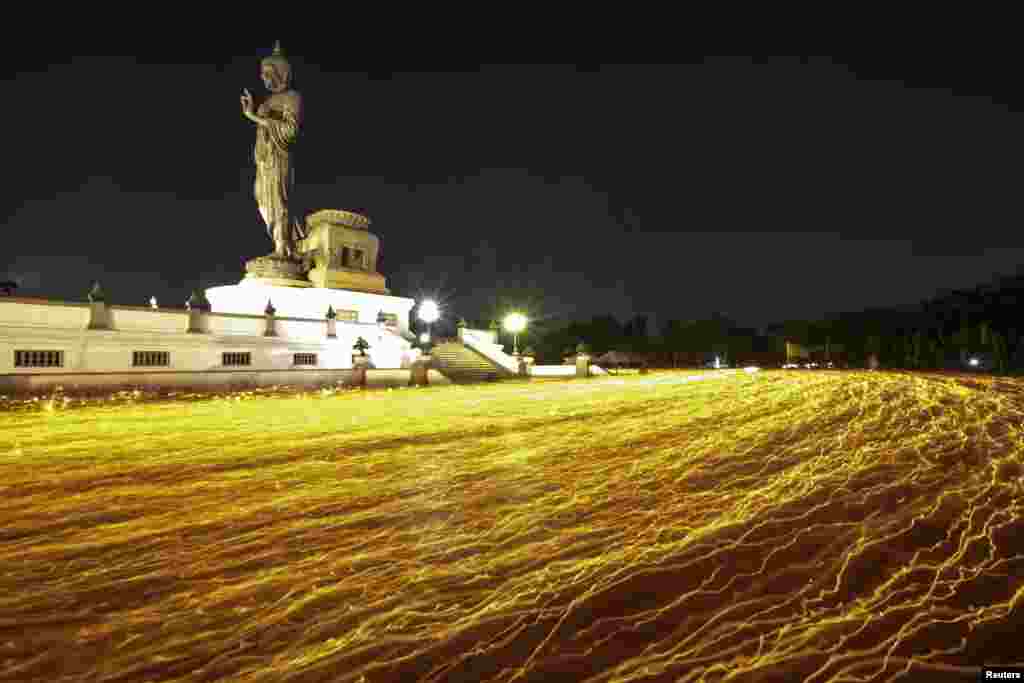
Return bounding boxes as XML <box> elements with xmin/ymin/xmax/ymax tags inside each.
<box><xmin>149</xmin><ymin>296</ymin><xmax>158</xmax><ymax>309</ymax></box>
<box><xmin>503</xmin><ymin>312</ymin><xmax>527</xmax><ymax>333</ymax></box>
<box><xmin>417</xmin><ymin>300</ymin><xmax>439</xmax><ymax>351</ymax></box>
<box><xmin>969</xmin><ymin>357</ymin><xmax>980</xmax><ymax>367</ymax></box>
<box><xmin>744</xmin><ymin>366</ymin><xmax>760</xmax><ymax>374</ymax></box>
<box><xmin>503</xmin><ymin>312</ymin><xmax>528</xmax><ymax>355</ymax></box>
<box><xmin>418</xmin><ymin>300</ymin><xmax>439</xmax><ymax>324</ymax></box>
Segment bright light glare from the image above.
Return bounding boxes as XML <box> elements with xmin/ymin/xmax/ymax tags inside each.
<box><xmin>503</xmin><ymin>312</ymin><xmax>527</xmax><ymax>334</ymax></box>
<box><xmin>419</xmin><ymin>332</ymin><xmax>430</xmax><ymax>343</ymax></box>
<box><xmin>744</xmin><ymin>366</ymin><xmax>760</xmax><ymax>374</ymax></box>
<box><xmin>969</xmin><ymin>358</ymin><xmax>980</xmax><ymax>367</ymax></box>
<box><xmin>418</xmin><ymin>300</ymin><xmax>440</xmax><ymax>324</ymax></box>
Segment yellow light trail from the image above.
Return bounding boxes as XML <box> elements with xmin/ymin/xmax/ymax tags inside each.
<box><xmin>0</xmin><ymin>370</ymin><xmax>1021</xmax><ymax>681</ymax></box>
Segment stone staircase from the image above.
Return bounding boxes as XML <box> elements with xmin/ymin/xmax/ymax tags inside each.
<box><xmin>431</xmin><ymin>342</ymin><xmax>513</xmax><ymax>383</ymax></box>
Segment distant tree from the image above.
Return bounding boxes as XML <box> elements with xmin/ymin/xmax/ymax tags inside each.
<box><xmin>782</xmin><ymin>319</ymin><xmax>813</xmax><ymax>347</ymax></box>
<box><xmin>619</xmin><ymin>314</ymin><xmax>650</xmax><ymax>353</ymax></box>
<box><xmin>593</xmin><ymin>315</ymin><xmax>626</xmax><ymax>352</ymax></box>
<box><xmin>926</xmin><ymin>335</ymin><xmax>941</xmax><ymax>369</ymax></box>
<box><xmin>725</xmin><ymin>330</ymin><xmax>753</xmax><ymax>364</ymax></box>
<box><xmin>907</xmin><ymin>331</ymin><xmax>920</xmax><ymax>369</ymax></box>
<box><xmin>900</xmin><ymin>331</ymin><xmax>915</xmax><ymax>368</ymax></box>
<box><xmin>950</xmin><ymin>322</ymin><xmax>970</xmax><ymax>349</ymax></box>
<box><xmin>993</xmin><ymin>329</ymin><xmax>1009</xmax><ymax>375</ymax></box>
<box><xmin>659</xmin><ymin>318</ymin><xmax>681</xmax><ymax>346</ymax></box>
<box><xmin>981</xmin><ymin>321</ymin><xmax>1010</xmax><ymax>375</ymax></box>
<box><xmin>866</xmin><ymin>335</ymin><xmax>882</xmax><ymax>362</ymax></box>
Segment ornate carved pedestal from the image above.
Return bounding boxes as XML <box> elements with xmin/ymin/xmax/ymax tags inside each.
<box><xmin>297</xmin><ymin>210</ymin><xmax>389</xmax><ymax>294</ymax></box>
<box><xmin>243</xmin><ymin>254</ymin><xmax>313</xmax><ymax>288</ymax></box>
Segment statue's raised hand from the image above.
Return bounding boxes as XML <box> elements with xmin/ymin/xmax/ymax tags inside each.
<box><xmin>240</xmin><ymin>89</ymin><xmax>255</xmax><ymax>116</ymax></box>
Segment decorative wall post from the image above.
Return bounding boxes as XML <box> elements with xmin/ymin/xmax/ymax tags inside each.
<box><xmin>264</xmin><ymin>300</ymin><xmax>277</xmax><ymax>337</ymax></box>
<box><xmin>325</xmin><ymin>305</ymin><xmax>337</xmax><ymax>339</ymax></box>
<box><xmin>409</xmin><ymin>354</ymin><xmax>430</xmax><ymax>387</ymax></box>
<box><xmin>521</xmin><ymin>346</ymin><xmax>535</xmax><ymax>377</ymax></box>
<box><xmin>186</xmin><ymin>290</ymin><xmax>210</xmax><ymax>333</ymax></box>
<box><xmin>86</xmin><ymin>281</ymin><xmax>110</xmax><ymax>330</ymax></box>
<box><xmin>575</xmin><ymin>342</ymin><xmax>591</xmax><ymax>378</ymax></box>
<box><xmin>352</xmin><ymin>337</ymin><xmax>370</xmax><ymax>387</ymax></box>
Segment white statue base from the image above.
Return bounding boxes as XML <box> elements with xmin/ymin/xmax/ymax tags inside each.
<box><xmin>205</xmin><ymin>281</ymin><xmax>415</xmax><ymax>339</ymax></box>
<box><xmin>211</xmin><ymin>210</ymin><xmax>414</xmax><ymax>338</ymax></box>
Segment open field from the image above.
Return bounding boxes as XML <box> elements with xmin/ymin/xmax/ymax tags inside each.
<box><xmin>1</xmin><ymin>370</ymin><xmax>1023</xmax><ymax>682</ymax></box>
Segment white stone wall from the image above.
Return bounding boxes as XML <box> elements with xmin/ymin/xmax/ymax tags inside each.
<box><xmin>108</xmin><ymin>307</ymin><xmax>188</xmax><ymax>334</ymax></box>
<box><xmin>0</xmin><ymin>299</ymin><xmax>90</xmax><ymax>329</ymax></box>
<box><xmin>0</xmin><ymin>329</ymin><xmax>413</xmax><ymax>378</ymax></box>
<box><xmin>273</xmin><ymin>316</ymin><xmax>328</xmax><ymax>340</ymax></box>
<box><xmin>0</xmin><ymin>368</ymin><xmax>452</xmax><ymax>396</ymax></box>
<box><xmin>528</xmin><ymin>365</ymin><xmax>578</xmax><ymax>377</ymax></box>
<box><xmin>0</xmin><ymin>297</ymin><xmax>414</xmax><ymax>377</ymax></box>
<box><xmin>206</xmin><ymin>314</ymin><xmax>267</xmax><ymax>337</ymax></box>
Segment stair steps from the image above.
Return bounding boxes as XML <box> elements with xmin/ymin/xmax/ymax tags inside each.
<box><xmin>431</xmin><ymin>342</ymin><xmax>505</xmax><ymax>383</ymax></box>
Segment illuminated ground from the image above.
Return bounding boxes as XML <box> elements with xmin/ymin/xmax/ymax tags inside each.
<box><xmin>1</xmin><ymin>370</ymin><xmax>1022</xmax><ymax>682</ymax></box>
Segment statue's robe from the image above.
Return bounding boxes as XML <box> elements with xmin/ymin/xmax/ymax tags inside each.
<box><xmin>254</xmin><ymin>90</ymin><xmax>305</xmax><ymax>251</ymax></box>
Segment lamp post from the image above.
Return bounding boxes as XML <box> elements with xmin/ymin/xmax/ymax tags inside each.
<box><xmin>418</xmin><ymin>299</ymin><xmax>439</xmax><ymax>352</ymax></box>
<box><xmin>503</xmin><ymin>312</ymin><xmax>527</xmax><ymax>356</ymax></box>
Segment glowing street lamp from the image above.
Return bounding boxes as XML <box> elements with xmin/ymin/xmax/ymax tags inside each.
<box><xmin>418</xmin><ymin>299</ymin><xmax>439</xmax><ymax>349</ymax></box>
<box><xmin>503</xmin><ymin>312</ymin><xmax>527</xmax><ymax>356</ymax></box>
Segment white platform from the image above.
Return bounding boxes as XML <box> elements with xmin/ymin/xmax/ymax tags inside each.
<box><xmin>205</xmin><ymin>282</ymin><xmax>415</xmax><ymax>338</ymax></box>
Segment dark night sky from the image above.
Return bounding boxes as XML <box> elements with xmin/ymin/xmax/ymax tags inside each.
<box><xmin>3</xmin><ymin>53</ymin><xmax>1023</xmax><ymax>333</ymax></box>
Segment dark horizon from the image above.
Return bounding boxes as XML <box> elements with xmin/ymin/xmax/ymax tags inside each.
<box><xmin>3</xmin><ymin>53</ymin><xmax>1023</xmax><ymax>334</ymax></box>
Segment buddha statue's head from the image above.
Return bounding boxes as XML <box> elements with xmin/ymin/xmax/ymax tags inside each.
<box><xmin>260</xmin><ymin>41</ymin><xmax>292</xmax><ymax>93</ymax></box>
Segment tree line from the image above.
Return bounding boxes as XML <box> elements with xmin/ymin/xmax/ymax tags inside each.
<box><xmin>513</xmin><ymin>272</ymin><xmax>1024</xmax><ymax>374</ymax></box>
